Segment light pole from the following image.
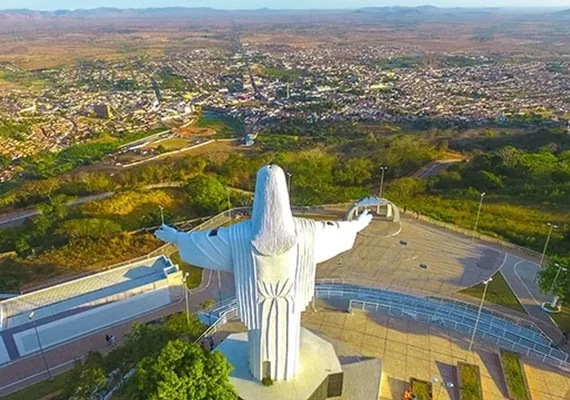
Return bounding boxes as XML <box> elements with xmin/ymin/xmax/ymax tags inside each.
<box><xmin>548</xmin><ymin>263</ymin><xmax>566</xmax><ymax>309</ymax></box>
<box><xmin>182</xmin><ymin>273</ymin><xmax>190</xmax><ymax>325</ymax></box>
<box><xmin>227</xmin><ymin>188</ymin><xmax>232</xmax><ymax>224</ymax></box>
<box><xmin>378</xmin><ymin>167</ymin><xmax>388</xmax><ymax>198</ymax></box>
<box><xmin>432</xmin><ymin>378</ymin><xmax>454</xmax><ymax>400</ymax></box>
<box><xmin>540</xmin><ymin>222</ymin><xmax>558</xmax><ymax>269</ymax></box>
<box><xmin>399</xmin><ymin>240</ymin><xmax>408</xmax><ymax>264</ymax></box>
<box><xmin>467</xmin><ymin>277</ymin><xmax>492</xmax><ymax>361</ymax></box>
<box><xmin>286</xmin><ymin>172</ymin><xmax>292</xmax><ymax>192</ymax></box>
<box><xmin>28</xmin><ymin>312</ymin><xmax>53</xmax><ymax>382</ymax></box>
<box><xmin>472</xmin><ymin>192</ymin><xmax>485</xmax><ymax>242</ymax></box>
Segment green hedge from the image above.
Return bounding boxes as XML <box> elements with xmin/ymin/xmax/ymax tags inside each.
<box><xmin>501</xmin><ymin>351</ymin><xmax>530</xmax><ymax>400</ymax></box>
<box><xmin>458</xmin><ymin>362</ymin><xmax>483</xmax><ymax>400</ymax></box>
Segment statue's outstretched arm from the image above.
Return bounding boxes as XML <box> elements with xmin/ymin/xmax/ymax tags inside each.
<box><xmin>314</xmin><ymin>210</ymin><xmax>372</xmax><ymax>263</ymax></box>
<box><xmin>155</xmin><ymin>224</ymin><xmax>233</xmax><ymax>272</ymax></box>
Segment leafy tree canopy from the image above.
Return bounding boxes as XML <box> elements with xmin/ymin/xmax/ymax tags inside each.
<box><xmin>184</xmin><ymin>174</ymin><xmax>228</xmax><ymax>215</ymax></box>
<box><xmin>135</xmin><ymin>339</ymin><xmax>237</xmax><ymax>400</ymax></box>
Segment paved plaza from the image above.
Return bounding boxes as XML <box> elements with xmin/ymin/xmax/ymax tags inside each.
<box><xmin>317</xmin><ymin>218</ymin><xmax>503</xmax><ymax>295</ymax></box>
<box><xmin>301</xmin><ymin>307</ymin><xmax>570</xmax><ymax>400</ymax></box>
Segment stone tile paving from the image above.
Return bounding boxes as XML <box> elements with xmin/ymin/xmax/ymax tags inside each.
<box><xmin>317</xmin><ymin>219</ymin><xmax>502</xmax><ymax>296</ymax></box>
<box><xmin>301</xmin><ymin>308</ymin><xmax>570</xmax><ymax>400</ymax></box>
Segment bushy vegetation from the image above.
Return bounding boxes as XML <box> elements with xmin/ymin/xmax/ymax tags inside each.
<box><xmin>538</xmin><ymin>256</ymin><xmax>570</xmax><ymax>319</ymax></box>
<box><xmin>458</xmin><ymin>363</ymin><xmax>483</xmax><ymax>400</ymax></box>
<box><xmin>410</xmin><ymin>378</ymin><xmax>432</xmax><ymax>400</ymax></box>
<box><xmin>262</xmin><ymin>67</ymin><xmax>301</xmax><ymax>82</ymax></box>
<box><xmin>195</xmin><ymin>112</ymin><xmax>245</xmax><ymax>138</ymax></box>
<box><xmin>3</xmin><ymin>313</ymin><xmax>215</xmax><ymax>400</ymax></box>
<box><xmin>156</xmin><ymin>68</ymin><xmax>188</xmax><ymax>91</ymax></box>
<box><xmin>388</xmin><ymin>144</ymin><xmax>570</xmax><ymax>255</ymax></box>
<box><xmin>134</xmin><ymin>339</ymin><xmax>236</xmax><ymax>400</ymax></box>
<box><xmin>501</xmin><ymin>351</ymin><xmax>530</xmax><ymax>400</ymax></box>
<box><xmin>0</xmin><ymin>119</ymin><xmax>29</xmax><ymax>140</ymax></box>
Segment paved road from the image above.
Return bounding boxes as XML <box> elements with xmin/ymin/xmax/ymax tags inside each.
<box><xmin>499</xmin><ymin>254</ymin><xmax>568</xmax><ymax>349</ymax></box>
<box><xmin>0</xmin><ymin>192</ymin><xmax>114</xmax><ymax>228</ymax></box>
<box><xmin>412</xmin><ymin>159</ymin><xmax>464</xmax><ymax>179</ymax></box>
<box><xmin>0</xmin><ymin>269</ymin><xmax>234</xmax><ymax>397</ymax></box>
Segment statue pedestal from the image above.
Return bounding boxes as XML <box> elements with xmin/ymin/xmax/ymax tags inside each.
<box><xmin>216</xmin><ymin>328</ymin><xmax>343</xmax><ymax>400</ymax></box>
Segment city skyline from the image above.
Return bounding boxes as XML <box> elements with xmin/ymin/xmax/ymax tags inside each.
<box><xmin>1</xmin><ymin>1</ymin><xmax>570</xmax><ymax>11</ymax></box>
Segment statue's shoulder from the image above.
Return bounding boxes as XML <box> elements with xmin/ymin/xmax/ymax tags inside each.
<box><xmin>293</xmin><ymin>217</ymin><xmax>317</xmax><ymax>228</ymax></box>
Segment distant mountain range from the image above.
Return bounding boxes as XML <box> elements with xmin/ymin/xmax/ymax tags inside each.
<box><xmin>0</xmin><ymin>6</ymin><xmax>568</xmax><ymax>20</ymax></box>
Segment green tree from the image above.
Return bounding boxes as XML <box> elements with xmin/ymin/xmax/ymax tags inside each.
<box><xmin>120</xmin><ymin>313</ymin><xmax>205</xmax><ymax>369</ymax></box>
<box><xmin>64</xmin><ymin>351</ymin><xmax>108</xmax><ymax>400</ymax></box>
<box><xmin>135</xmin><ymin>339</ymin><xmax>237</xmax><ymax>400</ymax></box>
<box><xmin>0</xmin><ymin>154</ymin><xmax>11</xmax><ymax>168</ymax></box>
<box><xmin>333</xmin><ymin>158</ymin><xmax>373</xmax><ymax>186</ymax></box>
<box><xmin>56</xmin><ymin>218</ymin><xmax>123</xmax><ymax>240</ymax></box>
<box><xmin>14</xmin><ymin>235</ymin><xmax>32</xmax><ymax>257</ymax></box>
<box><xmin>185</xmin><ymin>175</ymin><xmax>228</xmax><ymax>215</ymax></box>
<box><xmin>386</xmin><ymin>177</ymin><xmax>427</xmax><ymax>201</ymax></box>
<box><xmin>538</xmin><ymin>257</ymin><xmax>570</xmax><ymax>303</ymax></box>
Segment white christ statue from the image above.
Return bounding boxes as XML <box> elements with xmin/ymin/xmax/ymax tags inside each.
<box><xmin>155</xmin><ymin>164</ymin><xmax>372</xmax><ymax>382</ymax></box>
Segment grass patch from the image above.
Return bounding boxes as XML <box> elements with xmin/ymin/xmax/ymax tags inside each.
<box><xmin>170</xmin><ymin>251</ymin><xmax>202</xmax><ymax>289</ymax></box>
<box><xmin>153</xmin><ymin>137</ymin><xmax>191</xmax><ymax>151</ymax></box>
<box><xmin>501</xmin><ymin>351</ymin><xmax>530</xmax><ymax>400</ymax></box>
<box><xmin>411</xmin><ymin>378</ymin><xmax>432</xmax><ymax>400</ymax></box>
<box><xmin>459</xmin><ymin>271</ymin><xmax>526</xmax><ymax>314</ymax></box>
<box><xmin>458</xmin><ymin>362</ymin><xmax>483</xmax><ymax>400</ymax></box>
<box><xmin>2</xmin><ymin>369</ymin><xmax>72</xmax><ymax>400</ymax></box>
<box><xmin>78</xmin><ymin>188</ymin><xmax>195</xmax><ymax>231</ymax></box>
<box><xmin>196</xmin><ymin>112</ymin><xmax>245</xmax><ymax>138</ymax></box>
<box><xmin>551</xmin><ymin>307</ymin><xmax>570</xmax><ymax>333</ymax></box>
<box><xmin>392</xmin><ymin>193</ymin><xmax>567</xmax><ymax>254</ymax></box>
<box><xmin>262</xmin><ymin>67</ymin><xmax>300</xmax><ymax>81</ymax></box>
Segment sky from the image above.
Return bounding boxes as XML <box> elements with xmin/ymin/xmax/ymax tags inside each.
<box><xmin>1</xmin><ymin>0</ymin><xmax>569</xmax><ymax>10</ymax></box>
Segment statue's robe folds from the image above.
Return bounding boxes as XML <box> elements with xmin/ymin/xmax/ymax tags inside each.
<box><xmin>176</xmin><ymin>217</ymin><xmax>360</xmax><ymax>381</ymax></box>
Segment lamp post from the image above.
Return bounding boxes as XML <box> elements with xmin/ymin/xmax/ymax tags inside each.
<box><xmin>28</xmin><ymin>312</ymin><xmax>53</xmax><ymax>382</ymax></box>
<box><xmin>378</xmin><ymin>167</ymin><xmax>388</xmax><ymax>198</ymax></box>
<box><xmin>227</xmin><ymin>188</ymin><xmax>232</xmax><ymax>224</ymax></box>
<box><xmin>432</xmin><ymin>378</ymin><xmax>454</xmax><ymax>400</ymax></box>
<box><xmin>548</xmin><ymin>263</ymin><xmax>566</xmax><ymax>309</ymax></box>
<box><xmin>286</xmin><ymin>172</ymin><xmax>292</xmax><ymax>193</ymax></box>
<box><xmin>472</xmin><ymin>192</ymin><xmax>485</xmax><ymax>242</ymax></box>
<box><xmin>467</xmin><ymin>277</ymin><xmax>493</xmax><ymax>361</ymax></box>
<box><xmin>182</xmin><ymin>273</ymin><xmax>190</xmax><ymax>325</ymax></box>
<box><xmin>540</xmin><ymin>222</ymin><xmax>558</xmax><ymax>268</ymax></box>
<box><xmin>399</xmin><ymin>240</ymin><xmax>408</xmax><ymax>264</ymax></box>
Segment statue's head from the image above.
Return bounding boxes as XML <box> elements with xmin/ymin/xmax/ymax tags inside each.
<box><xmin>251</xmin><ymin>164</ymin><xmax>297</xmax><ymax>256</ymax></box>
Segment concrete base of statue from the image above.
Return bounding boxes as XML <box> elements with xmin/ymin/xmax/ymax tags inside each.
<box><xmin>216</xmin><ymin>328</ymin><xmax>344</xmax><ymax>400</ymax></box>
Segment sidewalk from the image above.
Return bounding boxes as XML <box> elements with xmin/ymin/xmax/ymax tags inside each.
<box><xmin>0</xmin><ymin>269</ymin><xmax>227</xmax><ymax>397</ymax></box>
<box><xmin>500</xmin><ymin>254</ymin><xmax>569</xmax><ymax>352</ymax></box>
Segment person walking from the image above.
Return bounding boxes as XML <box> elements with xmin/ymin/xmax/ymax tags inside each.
<box><xmin>105</xmin><ymin>334</ymin><xmax>111</xmax><ymax>346</ymax></box>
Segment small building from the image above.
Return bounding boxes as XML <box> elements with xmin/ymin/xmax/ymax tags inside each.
<box><xmin>94</xmin><ymin>104</ymin><xmax>112</xmax><ymax>119</ymax></box>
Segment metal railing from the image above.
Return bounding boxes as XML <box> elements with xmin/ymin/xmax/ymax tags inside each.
<box><xmin>348</xmin><ymin>298</ymin><xmax>570</xmax><ymax>373</ymax></box>
<box><xmin>313</xmin><ymin>280</ymin><xmax>570</xmax><ymax>372</ymax></box>
<box><xmin>316</xmin><ymin>278</ymin><xmax>540</xmax><ymax>330</ymax></box>
<box><xmin>194</xmin><ymin>305</ymin><xmax>238</xmax><ymax>346</ymax></box>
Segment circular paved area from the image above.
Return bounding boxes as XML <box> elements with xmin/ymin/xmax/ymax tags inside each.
<box><xmin>316</xmin><ymin>218</ymin><xmax>504</xmax><ymax>295</ymax></box>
